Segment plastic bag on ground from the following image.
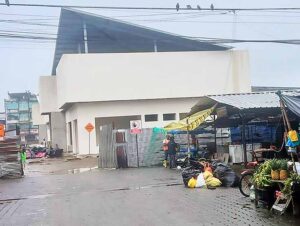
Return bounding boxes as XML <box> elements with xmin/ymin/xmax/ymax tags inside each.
<box><xmin>188</xmin><ymin>177</ymin><xmax>197</xmax><ymax>188</ymax></box>
<box><xmin>195</xmin><ymin>173</ymin><xmax>206</xmax><ymax>188</ymax></box>
<box><xmin>206</xmin><ymin>177</ymin><xmax>222</xmax><ymax>187</ymax></box>
<box><xmin>182</xmin><ymin>168</ymin><xmax>201</xmax><ymax>187</ymax></box>
<box><xmin>213</xmin><ymin>163</ymin><xmax>239</xmax><ymax>187</ymax></box>
<box><xmin>203</xmin><ymin>170</ymin><xmax>213</xmax><ymax>180</ymax></box>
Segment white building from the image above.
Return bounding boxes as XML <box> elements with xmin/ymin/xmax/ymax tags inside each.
<box><xmin>34</xmin><ymin>9</ymin><xmax>251</xmax><ymax>155</ymax></box>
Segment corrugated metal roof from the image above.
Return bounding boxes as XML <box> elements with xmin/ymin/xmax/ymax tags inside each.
<box><xmin>52</xmin><ymin>8</ymin><xmax>230</xmax><ymax>75</ymax></box>
<box><xmin>208</xmin><ymin>90</ymin><xmax>300</xmax><ymax>110</ymax></box>
<box><xmin>191</xmin><ymin>90</ymin><xmax>300</xmax><ymax>114</ymax></box>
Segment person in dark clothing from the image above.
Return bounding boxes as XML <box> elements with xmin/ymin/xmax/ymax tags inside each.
<box><xmin>168</xmin><ymin>136</ymin><xmax>178</xmax><ymax>169</ymax></box>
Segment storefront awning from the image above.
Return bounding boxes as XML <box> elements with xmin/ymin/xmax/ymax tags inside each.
<box><xmin>164</xmin><ymin>105</ymin><xmax>216</xmax><ymax>131</ymax></box>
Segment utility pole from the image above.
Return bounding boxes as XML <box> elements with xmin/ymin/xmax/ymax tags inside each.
<box><xmin>5</xmin><ymin>0</ymin><xmax>9</xmax><ymax>6</ymax></box>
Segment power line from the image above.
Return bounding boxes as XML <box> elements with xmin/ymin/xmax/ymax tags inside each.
<box><xmin>1</xmin><ymin>3</ymin><xmax>300</xmax><ymax>11</ymax></box>
<box><xmin>0</xmin><ymin>32</ymin><xmax>300</xmax><ymax>45</ymax></box>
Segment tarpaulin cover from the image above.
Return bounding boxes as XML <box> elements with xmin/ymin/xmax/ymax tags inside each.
<box><xmin>230</xmin><ymin>125</ymin><xmax>279</xmax><ymax>143</ymax></box>
<box><xmin>281</xmin><ymin>95</ymin><xmax>300</xmax><ymax>118</ymax></box>
<box><xmin>164</xmin><ymin>106</ymin><xmax>215</xmax><ymax>131</ymax></box>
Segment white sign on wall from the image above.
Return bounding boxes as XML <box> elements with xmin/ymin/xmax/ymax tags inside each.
<box><xmin>130</xmin><ymin>120</ymin><xmax>142</xmax><ymax>134</ymax></box>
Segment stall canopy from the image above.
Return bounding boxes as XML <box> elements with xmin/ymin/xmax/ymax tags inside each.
<box><xmin>190</xmin><ymin>90</ymin><xmax>300</xmax><ymax>128</ymax></box>
<box><xmin>281</xmin><ymin>95</ymin><xmax>300</xmax><ymax>118</ymax></box>
<box><xmin>164</xmin><ymin>106</ymin><xmax>216</xmax><ymax>131</ymax></box>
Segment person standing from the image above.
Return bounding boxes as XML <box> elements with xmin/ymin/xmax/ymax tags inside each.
<box><xmin>162</xmin><ymin>135</ymin><xmax>170</xmax><ymax>167</ymax></box>
<box><xmin>168</xmin><ymin>136</ymin><xmax>178</xmax><ymax>169</ymax></box>
<box><xmin>20</xmin><ymin>145</ymin><xmax>27</xmax><ymax>170</ymax></box>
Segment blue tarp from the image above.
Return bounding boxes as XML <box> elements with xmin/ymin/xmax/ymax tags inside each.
<box><xmin>230</xmin><ymin>125</ymin><xmax>278</xmax><ymax>143</ymax></box>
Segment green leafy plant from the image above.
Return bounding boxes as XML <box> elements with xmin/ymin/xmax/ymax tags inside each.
<box><xmin>270</xmin><ymin>159</ymin><xmax>281</xmax><ymax>171</ymax></box>
<box><xmin>253</xmin><ymin>160</ymin><xmax>272</xmax><ymax>189</ymax></box>
<box><xmin>282</xmin><ymin>173</ymin><xmax>300</xmax><ymax>195</ymax></box>
<box><xmin>280</xmin><ymin>160</ymin><xmax>288</xmax><ymax>171</ymax></box>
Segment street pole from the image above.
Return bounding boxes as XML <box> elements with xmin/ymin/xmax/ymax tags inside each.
<box><xmin>214</xmin><ymin>114</ymin><xmax>217</xmax><ymax>154</ymax></box>
<box><xmin>88</xmin><ymin>132</ymin><xmax>90</xmax><ymax>155</ymax></box>
<box><xmin>136</xmin><ymin>134</ymin><xmax>139</xmax><ymax>168</ymax></box>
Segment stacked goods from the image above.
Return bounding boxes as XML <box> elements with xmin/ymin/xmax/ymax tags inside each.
<box><xmin>279</xmin><ymin>160</ymin><xmax>289</xmax><ymax>180</ymax></box>
<box><xmin>270</xmin><ymin>160</ymin><xmax>281</xmax><ymax>180</ymax></box>
<box><xmin>0</xmin><ymin>138</ymin><xmax>23</xmax><ymax>179</ymax></box>
<box><xmin>254</xmin><ymin>159</ymin><xmax>290</xmax><ymax>189</ymax></box>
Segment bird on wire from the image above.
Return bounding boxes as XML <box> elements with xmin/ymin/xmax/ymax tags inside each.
<box><xmin>176</xmin><ymin>3</ymin><xmax>180</xmax><ymax>11</ymax></box>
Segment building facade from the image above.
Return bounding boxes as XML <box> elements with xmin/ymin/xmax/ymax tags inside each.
<box><xmin>4</xmin><ymin>92</ymin><xmax>38</xmax><ymax>142</ymax></box>
<box><xmin>35</xmin><ymin>9</ymin><xmax>251</xmax><ymax>154</ymax></box>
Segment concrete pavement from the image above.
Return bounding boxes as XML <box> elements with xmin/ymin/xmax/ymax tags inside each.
<box><xmin>0</xmin><ymin>159</ymin><xmax>299</xmax><ymax>226</ymax></box>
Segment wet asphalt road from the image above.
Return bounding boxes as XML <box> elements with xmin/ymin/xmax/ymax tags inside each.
<box><xmin>0</xmin><ymin>165</ymin><xmax>300</xmax><ymax>226</ymax></box>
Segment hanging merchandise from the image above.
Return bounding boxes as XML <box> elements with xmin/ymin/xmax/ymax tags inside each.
<box><xmin>288</xmin><ymin>130</ymin><xmax>299</xmax><ymax>142</ymax></box>
<box><xmin>286</xmin><ymin>132</ymin><xmax>300</xmax><ymax>148</ymax></box>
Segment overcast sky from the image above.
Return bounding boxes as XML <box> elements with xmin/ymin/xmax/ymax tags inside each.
<box><xmin>0</xmin><ymin>0</ymin><xmax>300</xmax><ymax>111</ymax></box>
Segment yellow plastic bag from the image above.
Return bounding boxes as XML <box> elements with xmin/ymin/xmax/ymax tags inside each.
<box><xmin>288</xmin><ymin>130</ymin><xmax>299</xmax><ymax>142</ymax></box>
<box><xmin>188</xmin><ymin>177</ymin><xmax>197</xmax><ymax>188</ymax></box>
<box><xmin>203</xmin><ymin>171</ymin><xmax>213</xmax><ymax>180</ymax></box>
<box><xmin>206</xmin><ymin>177</ymin><xmax>222</xmax><ymax>187</ymax></box>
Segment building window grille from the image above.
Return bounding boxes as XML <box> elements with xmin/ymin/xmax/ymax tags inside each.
<box><xmin>163</xmin><ymin>113</ymin><xmax>176</xmax><ymax>121</ymax></box>
<box><xmin>144</xmin><ymin>114</ymin><xmax>158</xmax><ymax>122</ymax></box>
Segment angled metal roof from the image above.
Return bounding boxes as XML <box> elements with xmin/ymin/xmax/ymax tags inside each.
<box><xmin>191</xmin><ymin>90</ymin><xmax>300</xmax><ymax>113</ymax></box>
<box><xmin>52</xmin><ymin>8</ymin><xmax>230</xmax><ymax>75</ymax></box>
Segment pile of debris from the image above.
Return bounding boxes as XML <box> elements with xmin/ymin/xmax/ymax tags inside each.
<box><xmin>26</xmin><ymin>146</ymin><xmax>63</xmax><ymax>159</ymax></box>
<box><xmin>180</xmin><ymin>157</ymin><xmax>239</xmax><ymax>189</ymax></box>
<box><xmin>0</xmin><ymin>138</ymin><xmax>23</xmax><ymax>179</ymax></box>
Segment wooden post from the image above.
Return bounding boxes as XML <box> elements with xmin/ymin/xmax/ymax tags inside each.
<box><xmin>279</xmin><ymin>97</ymin><xmax>298</xmax><ymax>174</ymax></box>
<box><xmin>240</xmin><ymin>112</ymin><xmax>248</xmax><ymax>165</ymax></box>
<box><xmin>187</xmin><ymin>118</ymin><xmax>190</xmax><ymax>158</ymax></box>
<box><xmin>214</xmin><ymin>114</ymin><xmax>217</xmax><ymax>154</ymax></box>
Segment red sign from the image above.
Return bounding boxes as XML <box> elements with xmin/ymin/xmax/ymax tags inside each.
<box><xmin>85</xmin><ymin>123</ymin><xmax>94</xmax><ymax>133</ymax></box>
<box><xmin>130</xmin><ymin>120</ymin><xmax>142</xmax><ymax>134</ymax></box>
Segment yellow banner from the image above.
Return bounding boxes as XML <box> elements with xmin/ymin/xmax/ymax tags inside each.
<box><xmin>164</xmin><ymin>106</ymin><xmax>215</xmax><ymax>131</ymax></box>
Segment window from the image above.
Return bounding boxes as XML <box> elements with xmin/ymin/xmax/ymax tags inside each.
<box><xmin>163</xmin><ymin>113</ymin><xmax>176</xmax><ymax>121</ymax></box>
<box><xmin>7</xmin><ymin>113</ymin><xmax>19</xmax><ymax>121</ymax></box>
<box><xmin>19</xmin><ymin>101</ymin><xmax>29</xmax><ymax>111</ymax></box>
<box><xmin>179</xmin><ymin>113</ymin><xmax>189</xmax><ymax>120</ymax></box>
<box><xmin>144</xmin><ymin>114</ymin><xmax>158</xmax><ymax>122</ymax></box>
<box><xmin>19</xmin><ymin>113</ymin><xmax>29</xmax><ymax>121</ymax></box>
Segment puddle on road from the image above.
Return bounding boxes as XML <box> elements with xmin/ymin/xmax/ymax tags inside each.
<box><xmin>67</xmin><ymin>166</ymin><xmax>98</xmax><ymax>174</ymax></box>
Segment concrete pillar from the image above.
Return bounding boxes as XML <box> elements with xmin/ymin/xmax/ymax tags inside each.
<box><xmin>38</xmin><ymin>124</ymin><xmax>48</xmax><ymax>144</ymax></box>
<box><xmin>50</xmin><ymin>112</ymin><xmax>67</xmax><ymax>151</ymax></box>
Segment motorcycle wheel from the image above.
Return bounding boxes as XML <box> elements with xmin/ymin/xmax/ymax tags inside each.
<box><xmin>239</xmin><ymin>172</ymin><xmax>253</xmax><ymax>197</ymax></box>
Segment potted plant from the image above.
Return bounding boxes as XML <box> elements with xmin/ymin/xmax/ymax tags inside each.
<box><xmin>270</xmin><ymin>159</ymin><xmax>280</xmax><ymax>180</ymax></box>
<box><xmin>253</xmin><ymin>160</ymin><xmax>276</xmax><ymax>208</ymax></box>
<box><xmin>282</xmin><ymin>173</ymin><xmax>300</xmax><ymax>195</ymax></box>
<box><xmin>279</xmin><ymin>159</ymin><xmax>289</xmax><ymax>180</ymax></box>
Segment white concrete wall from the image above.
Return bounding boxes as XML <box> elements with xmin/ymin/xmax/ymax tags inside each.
<box><xmin>65</xmin><ymin>98</ymin><xmax>198</xmax><ymax>154</ymax></box>
<box><xmin>41</xmin><ymin>50</ymin><xmax>251</xmax><ymax>155</ymax></box>
<box><xmin>56</xmin><ymin>51</ymin><xmax>251</xmax><ymax>109</ymax></box>
<box><xmin>39</xmin><ymin>76</ymin><xmax>59</xmax><ymax>114</ymax></box>
<box><xmin>32</xmin><ymin>103</ymin><xmax>49</xmax><ymax>125</ymax></box>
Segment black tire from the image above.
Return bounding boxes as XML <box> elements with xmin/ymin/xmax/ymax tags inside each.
<box><xmin>239</xmin><ymin>172</ymin><xmax>253</xmax><ymax>197</ymax></box>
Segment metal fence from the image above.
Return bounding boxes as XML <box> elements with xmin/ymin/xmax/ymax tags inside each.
<box><xmin>98</xmin><ymin>127</ymin><xmax>166</xmax><ymax>168</ymax></box>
